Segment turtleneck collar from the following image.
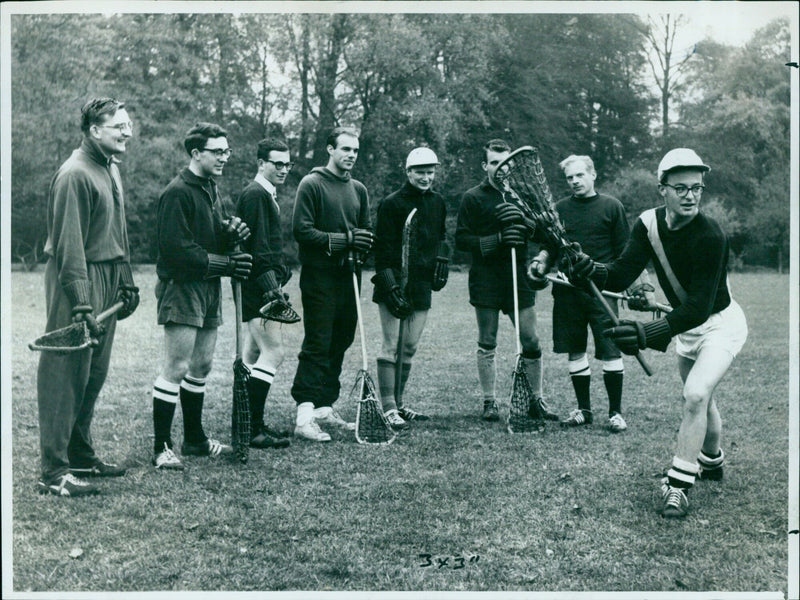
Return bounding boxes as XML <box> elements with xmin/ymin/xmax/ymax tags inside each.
<box><xmin>80</xmin><ymin>138</ymin><xmax>114</xmax><ymax>167</ymax></box>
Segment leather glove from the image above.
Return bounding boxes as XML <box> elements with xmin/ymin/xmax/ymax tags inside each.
<box><xmin>494</xmin><ymin>203</ymin><xmax>525</xmax><ymax>226</ymax></box>
<box><xmin>603</xmin><ymin>318</ymin><xmax>672</xmax><ymax>354</ymax></box>
<box><xmin>206</xmin><ymin>252</ymin><xmax>253</xmax><ymax>280</ymax></box>
<box><xmin>257</xmin><ymin>270</ymin><xmax>283</xmax><ymax>304</ymax></box>
<box><xmin>498</xmin><ymin>223</ymin><xmax>527</xmax><ymax>248</ymax></box>
<box><xmin>626</xmin><ymin>282</ymin><xmax>656</xmax><ymax>312</ymax></box>
<box><xmin>560</xmin><ymin>242</ymin><xmax>595</xmax><ymax>284</ymax></box>
<box><xmin>349</xmin><ymin>228</ymin><xmax>375</xmax><ymax>253</ymax></box>
<box><xmin>431</xmin><ymin>257</ymin><xmax>449</xmax><ymax>291</ymax></box>
<box><xmin>116</xmin><ymin>285</ymin><xmax>140</xmax><ymax>320</ymax></box>
<box><xmin>526</xmin><ymin>249</ymin><xmax>551</xmax><ymax>290</ymax></box>
<box><xmin>222</xmin><ymin>216</ymin><xmax>251</xmax><ymax>248</ymax></box>
<box><xmin>71</xmin><ymin>304</ymin><xmax>106</xmax><ymax>340</ymax></box>
<box><xmin>372</xmin><ymin>269</ymin><xmax>413</xmax><ymax>319</ymax></box>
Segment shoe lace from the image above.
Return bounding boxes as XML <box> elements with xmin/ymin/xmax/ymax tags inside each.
<box><xmin>665</xmin><ymin>487</ymin><xmax>686</xmax><ymax>508</ymax></box>
<box><xmin>61</xmin><ymin>473</ymin><xmax>87</xmax><ymax>487</ymax></box>
<box><xmin>569</xmin><ymin>409</ymin><xmax>585</xmax><ymax>424</ymax></box>
<box><xmin>159</xmin><ymin>445</ymin><xmax>178</xmax><ymax>463</ymax></box>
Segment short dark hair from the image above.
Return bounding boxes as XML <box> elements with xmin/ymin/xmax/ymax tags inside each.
<box><xmin>80</xmin><ymin>97</ymin><xmax>125</xmax><ymax>135</ymax></box>
<box><xmin>483</xmin><ymin>138</ymin><xmax>511</xmax><ymax>162</ymax></box>
<box><xmin>257</xmin><ymin>138</ymin><xmax>290</xmax><ymax>162</ymax></box>
<box><xmin>184</xmin><ymin>122</ymin><xmax>228</xmax><ymax>156</ymax></box>
<box><xmin>326</xmin><ymin>127</ymin><xmax>359</xmax><ymax>150</ymax></box>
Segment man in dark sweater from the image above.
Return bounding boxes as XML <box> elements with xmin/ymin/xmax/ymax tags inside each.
<box><xmin>151</xmin><ymin>123</ymin><xmax>252</xmax><ymax>470</ymax></box>
<box><xmin>455</xmin><ymin>139</ymin><xmax>558</xmax><ymax>423</ymax></box>
<box><xmin>291</xmin><ymin>127</ymin><xmax>374</xmax><ymax>441</ymax></box>
<box><xmin>36</xmin><ymin>97</ymin><xmax>139</xmax><ymax>497</ymax></box>
<box><xmin>371</xmin><ymin>147</ymin><xmax>449</xmax><ymax>428</ymax></box>
<box><xmin>566</xmin><ymin>148</ymin><xmax>747</xmax><ymax>518</ymax></box>
<box><xmin>551</xmin><ymin>155</ymin><xmax>651</xmax><ymax>433</ymax></box>
<box><xmin>235</xmin><ymin>138</ymin><xmax>295</xmax><ymax>450</ymax></box>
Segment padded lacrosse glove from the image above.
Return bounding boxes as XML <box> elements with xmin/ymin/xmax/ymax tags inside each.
<box><xmin>372</xmin><ymin>269</ymin><xmax>413</xmax><ymax>319</ymax></box>
<box><xmin>256</xmin><ymin>270</ymin><xmax>284</xmax><ymax>304</ymax></box>
<box><xmin>560</xmin><ymin>242</ymin><xmax>607</xmax><ymax>287</ymax></box>
<box><xmin>116</xmin><ymin>262</ymin><xmax>139</xmax><ymax>320</ymax></box>
<box><xmin>626</xmin><ymin>282</ymin><xmax>656</xmax><ymax>312</ymax></box>
<box><xmin>498</xmin><ymin>223</ymin><xmax>527</xmax><ymax>248</ymax></box>
<box><xmin>431</xmin><ymin>257</ymin><xmax>449</xmax><ymax>291</ymax></box>
<box><xmin>603</xmin><ymin>318</ymin><xmax>672</xmax><ymax>355</ymax></box>
<box><xmin>350</xmin><ymin>228</ymin><xmax>375</xmax><ymax>253</ymax></box>
<box><xmin>526</xmin><ymin>249</ymin><xmax>551</xmax><ymax>290</ymax></box>
<box><xmin>495</xmin><ymin>203</ymin><xmax>526</xmax><ymax>226</ymax></box>
<box><xmin>221</xmin><ymin>216</ymin><xmax>251</xmax><ymax>249</ymax></box>
<box><xmin>205</xmin><ymin>252</ymin><xmax>253</xmax><ymax>280</ymax></box>
<box><xmin>71</xmin><ymin>304</ymin><xmax>106</xmax><ymax>339</ymax></box>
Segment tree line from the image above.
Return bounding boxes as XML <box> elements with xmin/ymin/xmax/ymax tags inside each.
<box><xmin>10</xmin><ymin>13</ymin><xmax>791</xmax><ymax>270</ymax></box>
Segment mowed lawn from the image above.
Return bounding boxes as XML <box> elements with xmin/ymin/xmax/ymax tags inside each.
<box><xmin>7</xmin><ymin>267</ymin><xmax>791</xmax><ymax>594</ymax></box>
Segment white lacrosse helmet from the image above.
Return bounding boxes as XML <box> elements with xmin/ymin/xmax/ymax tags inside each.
<box><xmin>657</xmin><ymin>148</ymin><xmax>710</xmax><ymax>181</ymax></box>
<box><xmin>406</xmin><ymin>147</ymin><xmax>439</xmax><ymax>169</ymax></box>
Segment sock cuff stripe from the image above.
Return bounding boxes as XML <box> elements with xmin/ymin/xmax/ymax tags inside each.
<box><xmin>698</xmin><ymin>449</ymin><xmax>724</xmax><ymax>466</ymax></box>
<box><xmin>602</xmin><ymin>358</ymin><xmax>624</xmax><ymax>373</ymax></box>
<box><xmin>570</xmin><ymin>367</ymin><xmax>590</xmax><ymax>377</ymax></box>
<box><xmin>667</xmin><ymin>468</ymin><xmax>696</xmax><ymax>487</ymax></box>
<box><xmin>181</xmin><ymin>378</ymin><xmax>205</xmax><ymax>393</ymax></box>
<box><xmin>153</xmin><ymin>387</ymin><xmax>179</xmax><ymax>404</ymax></box>
<box><xmin>154</xmin><ymin>376</ymin><xmax>180</xmax><ymax>394</ymax></box>
<box><xmin>250</xmin><ymin>366</ymin><xmax>275</xmax><ymax>383</ymax></box>
<box><xmin>672</xmin><ymin>457</ymin><xmax>700</xmax><ymax>474</ymax></box>
<box><xmin>568</xmin><ymin>356</ymin><xmax>590</xmax><ymax>373</ymax></box>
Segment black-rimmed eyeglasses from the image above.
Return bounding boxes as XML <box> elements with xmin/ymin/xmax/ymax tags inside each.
<box><xmin>662</xmin><ymin>183</ymin><xmax>705</xmax><ymax>198</ymax></box>
<box><xmin>201</xmin><ymin>148</ymin><xmax>232</xmax><ymax>159</ymax></box>
<box><xmin>266</xmin><ymin>160</ymin><xmax>294</xmax><ymax>171</ymax></box>
<box><xmin>100</xmin><ymin>122</ymin><xmax>133</xmax><ymax>133</ymax></box>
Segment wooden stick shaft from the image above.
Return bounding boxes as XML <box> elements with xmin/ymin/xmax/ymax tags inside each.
<box><xmin>511</xmin><ymin>247</ymin><xmax>522</xmax><ymax>355</ymax></box>
<box><xmin>352</xmin><ymin>268</ymin><xmax>368</xmax><ymax>371</ymax></box>
<box><xmin>546</xmin><ymin>274</ymin><xmax>672</xmax><ymax>313</ymax></box>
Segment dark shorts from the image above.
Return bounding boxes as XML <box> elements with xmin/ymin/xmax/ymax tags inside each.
<box><xmin>552</xmin><ymin>287</ymin><xmax>620</xmax><ymax>359</ymax></box>
<box><xmin>155</xmin><ymin>278</ymin><xmax>223</xmax><ymax>328</ymax></box>
<box><xmin>469</xmin><ymin>261</ymin><xmax>535</xmax><ymax>315</ymax></box>
<box><xmin>241</xmin><ymin>281</ymin><xmax>264</xmax><ymax>323</ymax></box>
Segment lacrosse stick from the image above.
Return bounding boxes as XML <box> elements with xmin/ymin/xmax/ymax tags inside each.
<box><xmin>28</xmin><ymin>301</ymin><xmax>124</xmax><ymax>354</ymax></box>
<box><xmin>259</xmin><ymin>295</ymin><xmax>301</xmax><ymax>324</ymax></box>
<box><xmin>231</xmin><ymin>259</ymin><xmax>251</xmax><ymax>464</ymax></box>
<box><xmin>545</xmin><ymin>273</ymin><xmax>672</xmax><ymax>315</ymax></box>
<box><xmin>507</xmin><ymin>247</ymin><xmax>545</xmax><ymax>434</ymax></box>
<box><xmin>491</xmin><ymin>146</ymin><xmax>653</xmax><ymax>376</ymax></box>
<box><xmin>350</xmin><ymin>254</ymin><xmax>396</xmax><ymax>445</ymax></box>
<box><xmin>394</xmin><ymin>207</ymin><xmax>418</xmax><ymax>412</ymax></box>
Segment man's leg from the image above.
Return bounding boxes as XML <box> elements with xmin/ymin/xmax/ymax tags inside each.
<box><xmin>515</xmin><ymin>306</ymin><xmax>558</xmax><ymax>420</ymax></box>
<box><xmin>589</xmin><ymin>296</ymin><xmax>625</xmax><ymax>431</ymax></box>
<box><xmin>314</xmin><ymin>270</ymin><xmax>357</xmax><ymax>430</ymax></box>
<box><xmin>396</xmin><ymin>309</ymin><xmax>430</xmax><ymax>421</ymax></box>
<box><xmin>475</xmin><ymin>307</ymin><xmax>500</xmax><ymax>421</ymax></box>
<box><xmin>244</xmin><ymin>319</ymin><xmax>290</xmax><ymax>447</ymax></box>
<box><xmin>662</xmin><ymin>348</ymin><xmax>735</xmax><ymax>517</ymax></box>
<box><xmin>376</xmin><ymin>302</ymin><xmax>401</xmax><ymax>414</ymax></box>
<box><xmin>291</xmin><ymin>266</ymin><xmax>335</xmax><ymax>441</ymax></box>
<box><xmin>553</xmin><ymin>292</ymin><xmax>592</xmax><ymax>426</ymax></box>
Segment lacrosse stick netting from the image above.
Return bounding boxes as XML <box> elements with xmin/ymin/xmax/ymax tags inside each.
<box><xmin>351</xmin><ymin>267</ymin><xmax>397</xmax><ymax>445</ymax></box>
<box><xmin>492</xmin><ymin>146</ymin><xmax>653</xmax><ymax>376</ymax></box>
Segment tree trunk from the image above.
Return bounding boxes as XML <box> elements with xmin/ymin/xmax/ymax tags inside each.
<box><xmin>312</xmin><ymin>14</ymin><xmax>349</xmax><ymax>166</ymax></box>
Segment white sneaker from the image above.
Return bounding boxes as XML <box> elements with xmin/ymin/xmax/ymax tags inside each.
<box><xmin>153</xmin><ymin>444</ymin><xmax>185</xmax><ymax>470</ymax></box>
<box><xmin>314</xmin><ymin>406</ymin><xmax>356</xmax><ymax>430</ymax></box>
<box><xmin>384</xmin><ymin>409</ymin><xmax>409</xmax><ymax>431</ymax></box>
<box><xmin>294</xmin><ymin>419</ymin><xmax>332</xmax><ymax>442</ymax></box>
<box><xmin>608</xmin><ymin>412</ymin><xmax>628</xmax><ymax>433</ymax></box>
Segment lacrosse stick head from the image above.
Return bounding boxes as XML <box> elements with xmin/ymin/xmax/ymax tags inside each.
<box><xmin>259</xmin><ymin>297</ymin><xmax>301</xmax><ymax>324</ymax></box>
<box><xmin>507</xmin><ymin>355</ymin><xmax>545</xmax><ymax>434</ymax></box>
<box><xmin>28</xmin><ymin>321</ymin><xmax>93</xmax><ymax>354</ymax></box>
<box><xmin>491</xmin><ymin>146</ymin><xmax>569</xmax><ymax>252</ymax></box>
<box><xmin>231</xmin><ymin>357</ymin><xmax>251</xmax><ymax>463</ymax></box>
<box><xmin>352</xmin><ymin>370</ymin><xmax>396</xmax><ymax>445</ymax></box>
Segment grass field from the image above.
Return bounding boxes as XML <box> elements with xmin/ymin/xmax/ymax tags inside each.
<box><xmin>6</xmin><ymin>267</ymin><xmax>792</xmax><ymax>596</ymax></box>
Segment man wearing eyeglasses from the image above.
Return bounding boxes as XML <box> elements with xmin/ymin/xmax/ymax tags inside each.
<box><xmin>150</xmin><ymin>122</ymin><xmax>252</xmax><ymax>470</ymax></box>
<box><xmin>565</xmin><ymin>148</ymin><xmax>748</xmax><ymax>518</ymax></box>
<box><xmin>234</xmin><ymin>138</ymin><xmax>294</xmax><ymax>449</ymax></box>
<box><xmin>36</xmin><ymin>97</ymin><xmax>138</xmax><ymax>496</ymax></box>
<box><xmin>291</xmin><ymin>127</ymin><xmax>373</xmax><ymax>441</ymax></box>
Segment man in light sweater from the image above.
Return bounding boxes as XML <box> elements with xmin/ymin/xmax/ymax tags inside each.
<box><xmin>290</xmin><ymin>127</ymin><xmax>374</xmax><ymax>441</ymax></box>
<box><xmin>36</xmin><ymin>97</ymin><xmax>140</xmax><ymax>496</ymax></box>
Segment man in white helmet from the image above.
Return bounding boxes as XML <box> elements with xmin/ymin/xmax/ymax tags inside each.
<box><xmin>565</xmin><ymin>148</ymin><xmax>748</xmax><ymax>518</ymax></box>
<box><xmin>371</xmin><ymin>147</ymin><xmax>449</xmax><ymax>427</ymax></box>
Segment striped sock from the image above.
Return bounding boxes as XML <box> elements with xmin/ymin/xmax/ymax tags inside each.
<box><xmin>667</xmin><ymin>456</ymin><xmax>699</xmax><ymax>491</ymax></box>
<box><xmin>569</xmin><ymin>356</ymin><xmax>591</xmax><ymax>412</ymax></box>
<box><xmin>152</xmin><ymin>376</ymin><xmax>179</xmax><ymax>453</ymax></box>
<box><xmin>180</xmin><ymin>375</ymin><xmax>206</xmax><ymax>445</ymax></box>
<box><xmin>477</xmin><ymin>345</ymin><xmax>496</xmax><ymax>405</ymax></box>
<box><xmin>602</xmin><ymin>358</ymin><xmax>624</xmax><ymax>416</ymax></box>
<box><xmin>248</xmin><ymin>364</ymin><xmax>275</xmax><ymax>434</ymax></box>
<box><xmin>698</xmin><ymin>448</ymin><xmax>724</xmax><ymax>480</ymax></box>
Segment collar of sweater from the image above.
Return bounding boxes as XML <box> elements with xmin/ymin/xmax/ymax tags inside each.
<box><xmin>80</xmin><ymin>138</ymin><xmax>114</xmax><ymax>167</ymax></box>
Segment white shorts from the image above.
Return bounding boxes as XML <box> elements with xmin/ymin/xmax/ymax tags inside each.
<box><xmin>675</xmin><ymin>300</ymin><xmax>747</xmax><ymax>360</ymax></box>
